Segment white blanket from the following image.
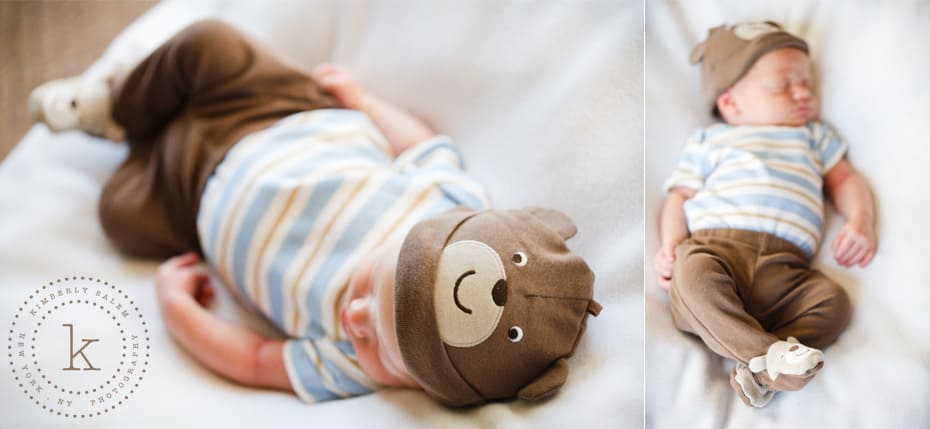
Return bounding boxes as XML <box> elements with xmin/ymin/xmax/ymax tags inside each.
<box><xmin>646</xmin><ymin>1</ymin><xmax>930</xmax><ymax>428</ymax></box>
<box><xmin>0</xmin><ymin>0</ymin><xmax>643</xmax><ymax>427</ymax></box>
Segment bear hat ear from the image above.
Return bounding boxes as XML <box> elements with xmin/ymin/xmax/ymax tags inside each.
<box><xmin>526</xmin><ymin>207</ymin><xmax>577</xmax><ymax>240</ymax></box>
<box><xmin>517</xmin><ymin>358</ymin><xmax>569</xmax><ymax>402</ymax></box>
<box><xmin>689</xmin><ymin>40</ymin><xmax>707</xmax><ymax>64</ymax></box>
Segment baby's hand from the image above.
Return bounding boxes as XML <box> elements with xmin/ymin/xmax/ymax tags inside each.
<box><xmin>313</xmin><ymin>63</ymin><xmax>363</xmax><ymax>110</ymax></box>
<box><xmin>155</xmin><ymin>252</ymin><xmax>215</xmax><ymax>309</ymax></box>
<box><xmin>654</xmin><ymin>245</ymin><xmax>676</xmax><ymax>290</ymax></box>
<box><xmin>832</xmin><ymin>219</ymin><xmax>877</xmax><ymax>268</ymax></box>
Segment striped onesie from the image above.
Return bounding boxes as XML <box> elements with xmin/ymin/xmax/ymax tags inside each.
<box><xmin>196</xmin><ymin>108</ymin><xmax>488</xmax><ymax>403</ymax></box>
<box><xmin>664</xmin><ymin>121</ymin><xmax>847</xmax><ymax>256</ymax></box>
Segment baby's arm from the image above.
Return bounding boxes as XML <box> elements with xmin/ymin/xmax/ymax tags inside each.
<box><xmin>155</xmin><ymin>253</ymin><xmax>293</xmax><ymax>392</ymax></box>
<box><xmin>655</xmin><ymin>187</ymin><xmax>696</xmax><ymax>289</ymax></box>
<box><xmin>313</xmin><ymin>64</ymin><xmax>435</xmax><ymax>156</ymax></box>
<box><xmin>824</xmin><ymin>159</ymin><xmax>877</xmax><ymax>267</ymax></box>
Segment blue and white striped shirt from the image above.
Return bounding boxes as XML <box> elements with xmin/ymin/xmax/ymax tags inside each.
<box><xmin>664</xmin><ymin>121</ymin><xmax>847</xmax><ymax>256</ymax></box>
<box><xmin>196</xmin><ymin>109</ymin><xmax>488</xmax><ymax>403</ymax></box>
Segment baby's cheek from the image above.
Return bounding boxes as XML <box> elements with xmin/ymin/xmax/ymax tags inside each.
<box><xmin>353</xmin><ymin>341</ymin><xmax>388</xmax><ymax>384</ymax></box>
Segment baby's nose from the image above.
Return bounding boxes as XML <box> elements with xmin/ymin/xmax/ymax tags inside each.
<box><xmin>792</xmin><ymin>84</ymin><xmax>812</xmax><ymax>100</ymax></box>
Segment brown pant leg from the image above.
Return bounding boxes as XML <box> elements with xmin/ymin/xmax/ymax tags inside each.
<box><xmin>747</xmin><ymin>234</ymin><xmax>853</xmax><ymax>391</ymax></box>
<box><xmin>99</xmin><ymin>19</ymin><xmax>336</xmax><ymax>259</ymax></box>
<box><xmin>668</xmin><ymin>231</ymin><xmax>780</xmax><ymax>364</ymax></box>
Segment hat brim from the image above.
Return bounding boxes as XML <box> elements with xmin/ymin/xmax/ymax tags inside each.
<box><xmin>394</xmin><ymin>207</ymin><xmax>484</xmax><ymax>407</ymax></box>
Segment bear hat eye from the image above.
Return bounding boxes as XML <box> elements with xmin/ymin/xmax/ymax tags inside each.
<box><xmin>511</xmin><ymin>251</ymin><xmax>527</xmax><ymax>267</ymax></box>
<box><xmin>508</xmin><ymin>326</ymin><xmax>524</xmax><ymax>342</ymax></box>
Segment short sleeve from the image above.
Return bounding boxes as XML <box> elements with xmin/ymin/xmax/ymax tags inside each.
<box><xmin>812</xmin><ymin>122</ymin><xmax>848</xmax><ymax>174</ymax></box>
<box><xmin>282</xmin><ymin>338</ymin><xmax>379</xmax><ymax>404</ymax></box>
<box><xmin>395</xmin><ymin>134</ymin><xmax>466</xmax><ymax>171</ymax></box>
<box><xmin>395</xmin><ymin>135</ymin><xmax>490</xmax><ymax>210</ymax></box>
<box><xmin>663</xmin><ymin>129</ymin><xmax>710</xmax><ymax>192</ymax></box>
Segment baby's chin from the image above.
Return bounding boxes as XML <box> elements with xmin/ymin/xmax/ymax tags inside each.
<box><xmin>782</xmin><ymin>113</ymin><xmax>817</xmax><ymax>127</ymax></box>
<box><xmin>778</xmin><ymin>117</ymin><xmax>814</xmax><ymax>127</ymax></box>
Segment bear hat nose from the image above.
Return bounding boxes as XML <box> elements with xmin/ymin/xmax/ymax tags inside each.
<box><xmin>492</xmin><ymin>279</ymin><xmax>508</xmax><ymax>306</ymax></box>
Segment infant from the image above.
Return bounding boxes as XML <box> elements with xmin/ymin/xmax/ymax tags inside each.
<box><xmin>654</xmin><ymin>22</ymin><xmax>877</xmax><ymax>407</ymax></box>
<box><xmin>30</xmin><ymin>20</ymin><xmax>601</xmax><ymax>407</ymax></box>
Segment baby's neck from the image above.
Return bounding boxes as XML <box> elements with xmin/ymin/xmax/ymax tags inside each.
<box><xmin>718</xmin><ymin>119</ymin><xmax>814</xmax><ymax>128</ymax></box>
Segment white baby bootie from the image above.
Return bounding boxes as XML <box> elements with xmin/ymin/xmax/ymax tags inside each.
<box><xmin>29</xmin><ymin>76</ymin><xmax>126</xmax><ymax>141</ymax></box>
<box><xmin>748</xmin><ymin>336</ymin><xmax>824</xmax><ymax>381</ymax></box>
<box><xmin>730</xmin><ymin>362</ymin><xmax>774</xmax><ymax>408</ymax></box>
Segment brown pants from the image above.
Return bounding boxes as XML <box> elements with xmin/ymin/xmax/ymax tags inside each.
<box><xmin>98</xmin><ymin>19</ymin><xmax>336</xmax><ymax>259</ymax></box>
<box><xmin>669</xmin><ymin>229</ymin><xmax>852</xmax><ymax>391</ymax></box>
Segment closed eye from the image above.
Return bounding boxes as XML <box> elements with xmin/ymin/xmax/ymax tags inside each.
<box><xmin>763</xmin><ymin>80</ymin><xmax>789</xmax><ymax>93</ymax></box>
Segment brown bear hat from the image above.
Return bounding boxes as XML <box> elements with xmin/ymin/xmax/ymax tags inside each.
<box><xmin>690</xmin><ymin>21</ymin><xmax>808</xmax><ymax>115</ymax></box>
<box><xmin>395</xmin><ymin>207</ymin><xmax>601</xmax><ymax>407</ymax></box>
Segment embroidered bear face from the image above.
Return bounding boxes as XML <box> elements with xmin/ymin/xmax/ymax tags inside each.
<box><xmin>431</xmin><ymin>208</ymin><xmax>595</xmax><ymax>399</ymax></box>
<box><xmin>395</xmin><ymin>207</ymin><xmax>599</xmax><ymax>406</ymax></box>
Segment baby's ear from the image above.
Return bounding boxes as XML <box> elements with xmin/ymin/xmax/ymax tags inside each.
<box><xmin>715</xmin><ymin>89</ymin><xmax>738</xmax><ymax>120</ymax></box>
<box><xmin>526</xmin><ymin>207</ymin><xmax>577</xmax><ymax>240</ymax></box>
<box><xmin>517</xmin><ymin>358</ymin><xmax>569</xmax><ymax>401</ymax></box>
<box><xmin>689</xmin><ymin>40</ymin><xmax>707</xmax><ymax>64</ymax></box>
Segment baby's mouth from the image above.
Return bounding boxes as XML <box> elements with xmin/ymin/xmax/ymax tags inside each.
<box><xmin>793</xmin><ymin>104</ymin><xmax>813</xmax><ymax>118</ymax></box>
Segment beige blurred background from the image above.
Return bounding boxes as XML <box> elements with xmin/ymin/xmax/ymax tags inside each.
<box><xmin>0</xmin><ymin>0</ymin><xmax>155</xmax><ymax>162</ymax></box>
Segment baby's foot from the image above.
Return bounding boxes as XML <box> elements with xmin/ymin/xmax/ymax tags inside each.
<box><xmin>312</xmin><ymin>63</ymin><xmax>364</xmax><ymax>110</ymax></box>
<box><xmin>730</xmin><ymin>363</ymin><xmax>774</xmax><ymax>408</ymax></box>
<box><xmin>29</xmin><ymin>76</ymin><xmax>125</xmax><ymax>141</ymax></box>
<box><xmin>748</xmin><ymin>336</ymin><xmax>824</xmax><ymax>381</ymax></box>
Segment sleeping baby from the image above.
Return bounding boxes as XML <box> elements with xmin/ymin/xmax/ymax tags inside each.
<box><xmin>29</xmin><ymin>19</ymin><xmax>601</xmax><ymax>407</ymax></box>
<box><xmin>653</xmin><ymin>22</ymin><xmax>877</xmax><ymax>407</ymax></box>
